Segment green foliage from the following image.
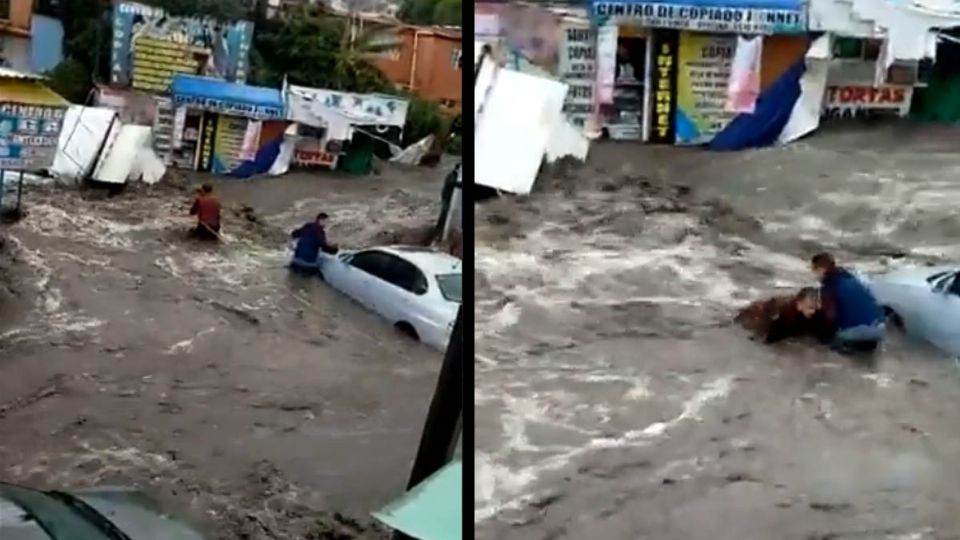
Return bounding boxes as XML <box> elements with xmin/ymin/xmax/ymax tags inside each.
<box><xmin>403</xmin><ymin>96</ymin><xmax>444</xmax><ymax>146</ymax></box>
<box><xmin>250</xmin><ymin>11</ymin><xmax>390</xmax><ymax>93</ymax></box>
<box><xmin>45</xmin><ymin>58</ymin><xmax>92</xmax><ymax>104</ymax></box>
<box><xmin>398</xmin><ymin>0</ymin><xmax>461</xmax><ymax>25</ymax></box>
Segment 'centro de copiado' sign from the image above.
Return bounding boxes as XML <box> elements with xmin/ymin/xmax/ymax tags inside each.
<box><xmin>593</xmin><ymin>2</ymin><xmax>806</xmax><ymax>34</ymax></box>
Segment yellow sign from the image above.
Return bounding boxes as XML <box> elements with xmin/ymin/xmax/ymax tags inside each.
<box><xmin>131</xmin><ymin>36</ymin><xmax>208</xmax><ymax>92</ymax></box>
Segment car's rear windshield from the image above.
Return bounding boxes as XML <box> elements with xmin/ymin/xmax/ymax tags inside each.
<box><xmin>436</xmin><ymin>273</ymin><xmax>461</xmax><ymax>303</ymax></box>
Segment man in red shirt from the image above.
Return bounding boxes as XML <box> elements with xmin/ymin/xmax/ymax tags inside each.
<box><xmin>189</xmin><ymin>183</ymin><xmax>222</xmax><ymax>241</ymax></box>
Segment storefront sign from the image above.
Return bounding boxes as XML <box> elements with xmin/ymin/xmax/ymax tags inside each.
<box><xmin>822</xmin><ymin>85</ymin><xmax>912</xmax><ymax>119</ymax></box>
<box><xmin>111</xmin><ymin>2</ymin><xmax>254</xmax><ymax>90</ymax></box>
<box><xmin>558</xmin><ymin>22</ymin><xmax>596</xmax><ymax>128</ymax></box>
<box><xmin>595</xmin><ymin>24</ymin><xmax>619</xmax><ymax>104</ymax></box>
<box><xmin>172</xmin><ymin>94</ymin><xmax>283</xmax><ymax>120</ymax></box>
<box><xmin>197</xmin><ymin>112</ymin><xmax>218</xmax><ymax>173</ymax></box>
<box><xmin>649</xmin><ymin>31</ymin><xmax>679</xmax><ymax>144</ymax></box>
<box><xmin>676</xmin><ymin>33</ymin><xmax>737</xmax><ymax>145</ymax></box>
<box><xmin>211</xmin><ymin>115</ymin><xmax>248</xmax><ymax>174</ymax></box>
<box><xmin>294</xmin><ymin>148</ymin><xmax>338</xmax><ymax>168</ymax></box>
<box><xmin>592</xmin><ymin>2</ymin><xmax>806</xmax><ymax>34</ymax></box>
<box><xmin>0</xmin><ymin>103</ymin><xmax>66</xmax><ymax>171</ymax></box>
<box><xmin>289</xmin><ymin>87</ymin><xmax>409</xmax><ymax>127</ymax></box>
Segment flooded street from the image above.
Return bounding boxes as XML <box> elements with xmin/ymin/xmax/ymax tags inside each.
<box><xmin>476</xmin><ymin>124</ymin><xmax>960</xmax><ymax>539</ymax></box>
<box><xmin>0</xmin><ymin>165</ymin><xmax>448</xmax><ymax>539</ymax></box>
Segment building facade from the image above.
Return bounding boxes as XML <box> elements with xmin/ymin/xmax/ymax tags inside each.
<box><xmin>373</xmin><ymin>25</ymin><xmax>462</xmax><ymax>113</ymax></box>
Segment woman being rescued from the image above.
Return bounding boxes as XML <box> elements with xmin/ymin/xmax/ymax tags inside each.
<box><xmin>735</xmin><ymin>287</ymin><xmax>832</xmax><ymax>344</ymax></box>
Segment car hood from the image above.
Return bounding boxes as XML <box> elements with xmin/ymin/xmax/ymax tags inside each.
<box><xmin>71</xmin><ymin>488</ymin><xmax>207</xmax><ymax>540</ymax></box>
<box><xmin>870</xmin><ymin>265</ymin><xmax>958</xmax><ymax>287</ymax></box>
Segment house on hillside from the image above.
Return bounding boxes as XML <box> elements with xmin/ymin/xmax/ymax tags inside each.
<box><xmin>342</xmin><ymin>13</ymin><xmax>461</xmax><ymax>113</ymax></box>
<box><xmin>373</xmin><ymin>24</ymin><xmax>462</xmax><ymax>113</ymax></box>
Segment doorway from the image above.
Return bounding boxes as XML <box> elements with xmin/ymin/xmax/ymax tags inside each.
<box><xmin>600</xmin><ymin>29</ymin><xmax>648</xmax><ymax>140</ymax></box>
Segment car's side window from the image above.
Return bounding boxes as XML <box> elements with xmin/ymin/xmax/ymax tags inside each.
<box><xmin>350</xmin><ymin>251</ymin><xmax>389</xmax><ymax>280</ymax></box>
<box><xmin>381</xmin><ymin>255</ymin><xmax>429</xmax><ymax>295</ymax></box>
<box><xmin>947</xmin><ymin>274</ymin><xmax>960</xmax><ymax>297</ymax></box>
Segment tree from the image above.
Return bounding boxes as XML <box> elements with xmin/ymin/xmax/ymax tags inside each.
<box><xmin>251</xmin><ymin>9</ymin><xmax>390</xmax><ymax>93</ymax></box>
<box><xmin>45</xmin><ymin>58</ymin><xmax>92</xmax><ymax>103</ymax></box>
<box><xmin>398</xmin><ymin>0</ymin><xmax>461</xmax><ymax>26</ymax></box>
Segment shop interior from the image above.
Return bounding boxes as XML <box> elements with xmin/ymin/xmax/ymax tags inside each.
<box><xmin>601</xmin><ymin>28</ymin><xmax>648</xmax><ymax>140</ymax></box>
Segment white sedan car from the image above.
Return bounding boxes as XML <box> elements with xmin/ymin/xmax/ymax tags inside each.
<box><xmin>865</xmin><ymin>265</ymin><xmax>960</xmax><ymax>357</ymax></box>
<box><xmin>318</xmin><ymin>245</ymin><xmax>461</xmax><ymax>351</ymax></box>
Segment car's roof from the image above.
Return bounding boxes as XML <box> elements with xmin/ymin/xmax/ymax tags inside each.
<box><xmin>370</xmin><ymin>245</ymin><xmax>462</xmax><ymax>274</ymax></box>
<box><xmin>874</xmin><ymin>265</ymin><xmax>958</xmax><ymax>286</ymax></box>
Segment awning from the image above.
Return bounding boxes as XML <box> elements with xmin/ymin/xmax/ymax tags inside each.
<box><xmin>171</xmin><ymin>74</ymin><xmax>284</xmax><ymax>120</ymax></box>
<box><xmin>591</xmin><ymin>0</ymin><xmax>807</xmax><ymax>34</ymax></box>
<box><xmin>0</xmin><ymin>79</ymin><xmax>69</xmax><ymax>107</ymax></box>
<box><xmin>373</xmin><ymin>459</ymin><xmax>461</xmax><ymax>540</ymax></box>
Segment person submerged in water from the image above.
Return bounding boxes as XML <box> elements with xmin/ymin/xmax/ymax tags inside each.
<box><xmin>735</xmin><ymin>287</ymin><xmax>831</xmax><ymax>344</ymax></box>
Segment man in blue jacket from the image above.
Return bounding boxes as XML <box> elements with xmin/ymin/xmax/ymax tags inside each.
<box><xmin>811</xmin><ymin>252</ymin><xmax>884</xmax><ymax>353</ymax></box>
<box><xmin>289</xmin><ymin>212</ymin><xmax>338</xmax><ymax>274</ymax></box>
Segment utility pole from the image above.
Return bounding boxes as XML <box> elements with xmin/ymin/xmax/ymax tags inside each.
<box><xmin>393</xmin><ymin>306</ymin><xmax>463</xmax><ymax>540</ymax></box>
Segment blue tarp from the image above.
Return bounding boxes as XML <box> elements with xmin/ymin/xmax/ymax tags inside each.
<box><xmin>708</xmin><ymin>59</ymin><xmax>805</xmax><ymax>152</ymax></box>
<box><xmin>171</xmin><ymin>74</ymin><xmax>282</xmax><ymax>109</ymax></box>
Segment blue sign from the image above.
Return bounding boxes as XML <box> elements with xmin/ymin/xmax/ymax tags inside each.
<box><xmin>592</xmin><ymin>0</ymin><xmax>806</xmax><ymax>34</ymax></box>
<box><xmin>0</xmin><ymin>104</ymin><xmax>65</xmax><ymax>171</ymax></box>
<box><xmin>172</xmin><ymin>95</ymin><xmax>284</xmax><ymax>120</ymax></box>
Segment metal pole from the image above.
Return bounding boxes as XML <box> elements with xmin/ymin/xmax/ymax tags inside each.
<box><xmin>15</xmin><ymin>170</ymin><xmax>23</xmax><ymax>214</ymax></box>
<box><xmin>441</xmin><ymin>172</ymin><xmax>462</xmax><ymax>243</ymax></box>
<box><xmin>393</xmin><ymin>306</ymin><xmax>463</xmax><ymax>540</ymax></box>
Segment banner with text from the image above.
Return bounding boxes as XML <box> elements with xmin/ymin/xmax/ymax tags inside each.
<box><xmin>649</xmin><ymin>30</ymin><xmax>679</xmax><ymax>144</ymax></box>
<box><xmin>675</xmin><ymin>32</ymin><xmax>736</xmax><ymax>145</ymax></box>
<box><xmin>558</xmin><ymin>21</ymin><xmax>596</xmax><ymax>128</ymax></box>
<box><xmin>591</xmin><ymin>1</ymin><xmax>806</xmax><ymax>34</ymax></box>
<box><xmin>0</xmin><ymin>103</ymin><xmax>66</xmax><ymax>171</ymax></box>
<box><xmin>111</xmin><ymin>2</ymin><xmax>254</xmax><ymax>92</ymax></box>
<box><xmin>822</xmin><ymin>85</ymin><xmax>912</xmax><ymax>119</ymax></box>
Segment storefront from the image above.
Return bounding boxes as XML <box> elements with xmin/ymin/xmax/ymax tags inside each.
<box><xmin>284</xmin><ymin>85</ymin><xmax>410</xmax><ymax>172</ymax></box>
<box><xmin>0</xmin><ymin>69</ymin><xmax>69</xmax><ymax>215</ymax></box>
<box><xmin>169</xmin><ymin>74</ymin><xmax>287</xmax><ymax>177</ymax></box>
<box><xmin>590</xmin><ymin>0</ymin><xmax>809</xmax><ymax>143</ymax></box>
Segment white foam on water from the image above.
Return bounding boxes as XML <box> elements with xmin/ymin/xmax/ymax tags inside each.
<box><xmin>474</xmin><ymin>376</ymin><xmax>736</xmax><ymax>523</ymax></box>
<box><xmin>165</xmin><ymin>326</ymin><xmax>217</xmax><ymax>355</ymax></box>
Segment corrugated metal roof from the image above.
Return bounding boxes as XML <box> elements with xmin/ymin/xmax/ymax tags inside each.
<box><xmin>0</xmin><ymin>67</ymin><xmax>47</xmax><ymax>81</ymax></box>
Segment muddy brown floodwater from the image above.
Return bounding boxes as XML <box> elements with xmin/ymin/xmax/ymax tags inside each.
<box><xmin>0</xmin><ymin>162</ymin><xmax>451</xmax><ymax>539</ymax></box>
<box><xmin>476</xmin><ymin>123</ymin><xmax>960</xmax><ymax>540</ymax></box>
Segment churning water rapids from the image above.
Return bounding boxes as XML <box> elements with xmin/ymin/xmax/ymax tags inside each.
<box><xmin>0</xmin><ymin>165</ymin><xmax>449</xmax><ymax>539</ymax></box>
<box><xmin>475</xmin><ymin>123</ymin><xmax>960</xmax><ymax>540</ymax></box>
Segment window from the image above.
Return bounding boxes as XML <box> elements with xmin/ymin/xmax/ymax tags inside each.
<box><xmin>832</xmin><ymin>37</ymin><xmax>882</xmax><ymax>61</ymax></box>
<box><xmin>350</xmin><ymin>250</ymin><xmax>392</xmax><ymax>280</ymax></box>
<box><xmin>350</xmin><ymin>251</ymin><xmax>428</xmax><ymax>295</ymax></box>
<box><xmin>436</xmin><ymin>273</ymin><xmax>461</xmax><ymax>303</ymax></box>
<box><xmin>0</xmin><ymin>0</ymin><xmax>9</xmax><ymax>20</ymax></box>
<box><xmin>382</xmin><ymin>255</ymin><xmax>428</xmax><ymax>295</ymax></box>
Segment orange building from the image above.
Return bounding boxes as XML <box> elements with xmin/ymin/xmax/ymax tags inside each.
<box><xmin>373</xmin><ymin>25</ymin><xmax>462</xmax><ymax>114</ymax></box>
